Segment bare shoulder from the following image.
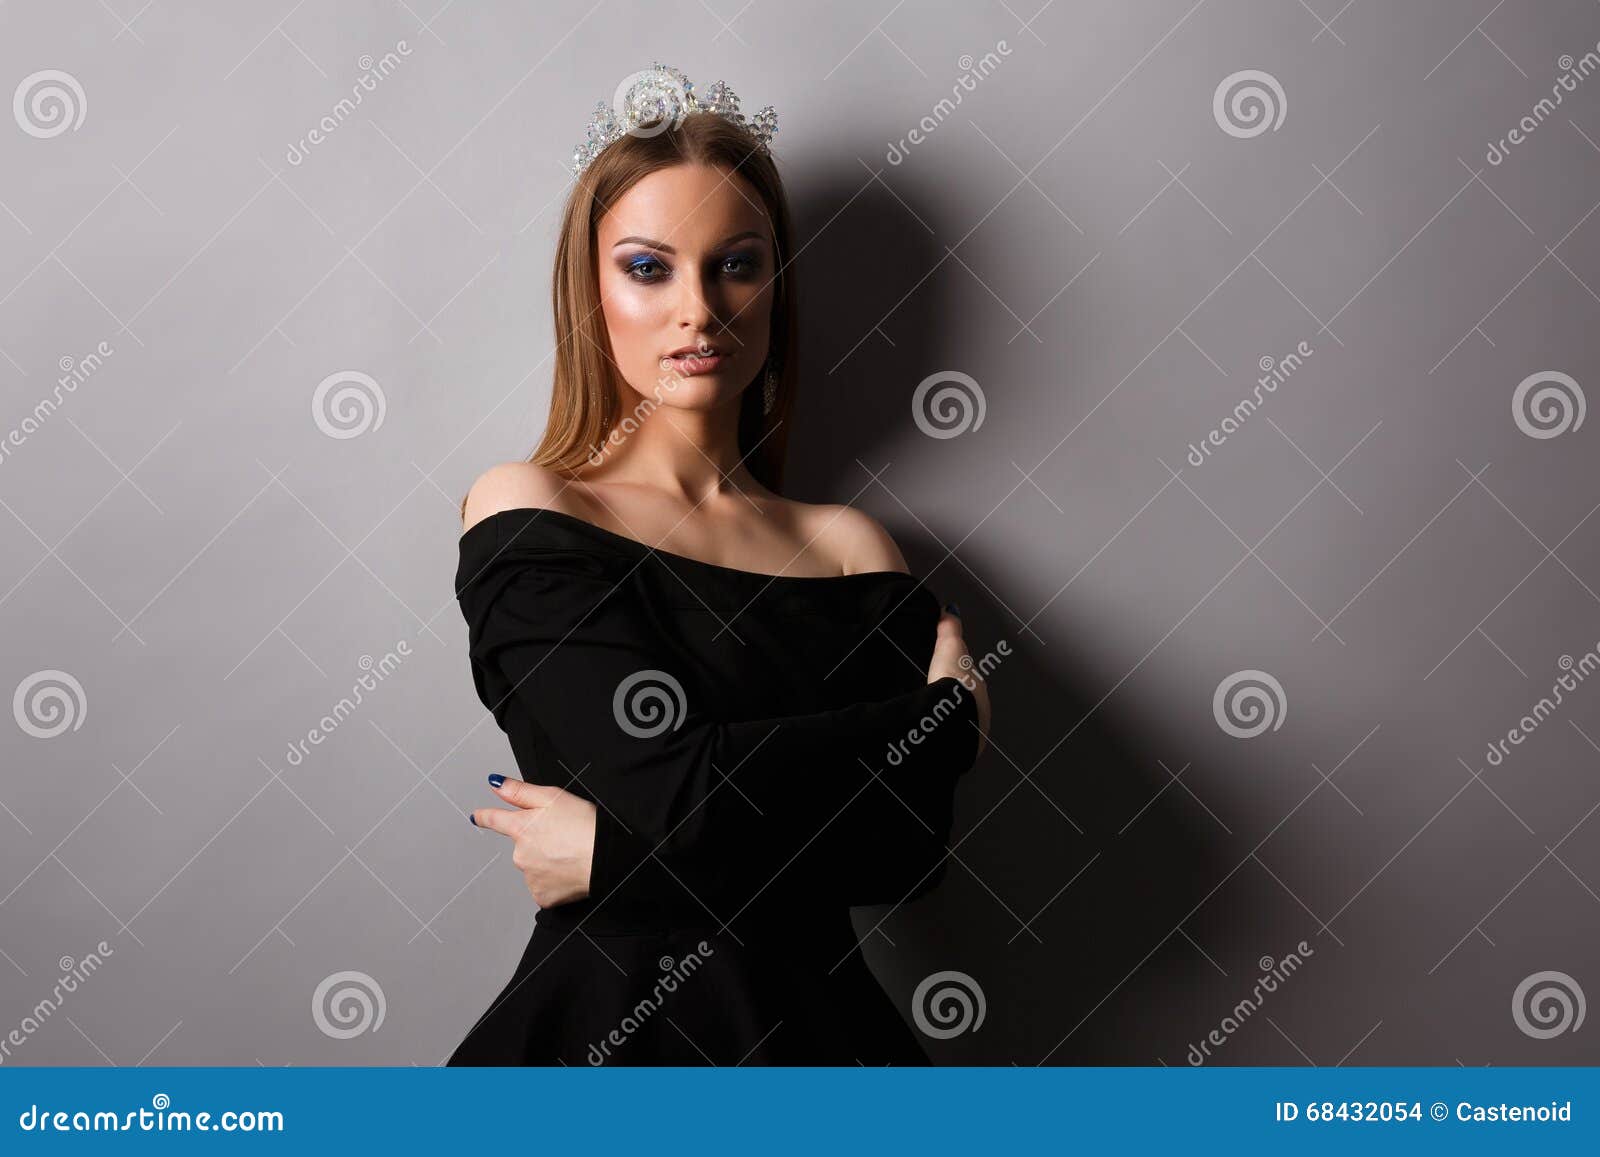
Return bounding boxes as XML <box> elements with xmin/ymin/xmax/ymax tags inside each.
<box><xmin>461</xmin><ymin>462</ymin><xmax>584</xmax><ymax>533</ymax></box>
<box><xmin>796</xmin><ymin>502</ymin><xmax>909</xmax><ymax>576</ymax></box>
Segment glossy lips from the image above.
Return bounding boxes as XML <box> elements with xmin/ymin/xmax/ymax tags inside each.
<box><xmin>662</xmin><ymin>342</ymin><xmax>726</xmax><ymax>376</ymax></box>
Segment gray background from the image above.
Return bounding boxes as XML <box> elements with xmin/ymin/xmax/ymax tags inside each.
<box><xmin>2</xmin><ymin>0</ymin><xmax>1598</xmax><ymax>1066</ymax></box>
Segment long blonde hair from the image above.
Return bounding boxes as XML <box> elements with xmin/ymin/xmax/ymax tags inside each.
<box><xmin>460</xmin><ymin>112</ymin><xmax>797</xmax><ymax>519</ymax></box>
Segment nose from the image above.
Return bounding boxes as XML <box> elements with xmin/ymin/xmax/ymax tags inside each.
<box><xmin>675</xmin><ymin>262</ymin><xmax>718</xmax><ymax>334</ymax></box>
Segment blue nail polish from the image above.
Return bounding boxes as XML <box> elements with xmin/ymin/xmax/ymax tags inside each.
<box><xmin>488</xmin><ymin>773</ymin><xmax>506</xmax><ymax>788</ymax></box>
<box><xmin>943</xmin><ymin>601</ymin><xmax>961</xmax><ymax>617</ymax></box>
<box><xmin>468</xmin><ymin>813</ymin><xmax>477</xmax><ymax>826</ymax></box>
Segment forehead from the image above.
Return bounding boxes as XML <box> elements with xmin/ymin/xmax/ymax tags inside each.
<box><xmin>597</xmin><ymin>163</ymin><xmax>771</xmax><ymax>247</ymax></box>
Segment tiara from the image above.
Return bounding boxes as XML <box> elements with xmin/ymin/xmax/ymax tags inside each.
<box><xmin>569</xmin><ymin>62</ymin><xmax>778</xmax><ymax>177</ymax></box>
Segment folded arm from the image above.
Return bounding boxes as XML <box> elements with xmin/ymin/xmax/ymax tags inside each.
<box><xmin>466</xmin><ymin>549</ymin><xmax>981</xmax><ymax>918</ymax></box>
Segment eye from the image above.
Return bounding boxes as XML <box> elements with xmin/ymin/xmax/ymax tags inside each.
<box><xmin>624</xmin><ymin>256</ymin><xmax>666</xmax><ymax>282</ymax></box>
<box><xmin>720</xmin><ymin>254</ymin><xmax>760</xmax><ymax>278</ymax></box>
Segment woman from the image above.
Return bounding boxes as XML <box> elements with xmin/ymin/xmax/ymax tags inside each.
<box><xmin>450</xmin><ymin>65</ymin><xmax>992</xmax><ymax>1065</ymax></box>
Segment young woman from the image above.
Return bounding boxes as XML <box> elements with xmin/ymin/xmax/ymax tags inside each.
<box><xmin>450</xmin><ymin>65</ymin><xmax>992</xmax><ymax>1065</ymax></box>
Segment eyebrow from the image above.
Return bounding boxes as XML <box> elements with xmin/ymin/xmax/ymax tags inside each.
<box><xmin>610</xmin><ymin>230</ymin><xmax>765</xmax><ymax>253</ymax></box>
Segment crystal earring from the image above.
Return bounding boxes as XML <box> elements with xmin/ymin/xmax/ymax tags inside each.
<box><xmin>762</xmin><ymin>362</ymin><xmax>779</xmax><ymax>415</ymax></box>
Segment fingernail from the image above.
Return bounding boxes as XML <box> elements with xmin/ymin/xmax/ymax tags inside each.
<box><xmin>468</xmin><ymin>812</ymin><xmax>477</xmax><ymax>826</ymax></box>
<box><xmin>487</xmin><ymin>773</ymin><xmax>506</xmax><ymax>788</ymax></box>
<box><xmin>943</xmin><ymin>601</ymin><xmax>961</xmax><ymax>617</ymax></box>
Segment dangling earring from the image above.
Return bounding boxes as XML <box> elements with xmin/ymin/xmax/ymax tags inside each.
<box><xmin>762</xmin><ymin>361</ymin><xmax>779</xmax><ymax>415</ymax></box>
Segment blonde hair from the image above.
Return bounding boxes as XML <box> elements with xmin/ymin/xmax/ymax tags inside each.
<box><xmin>459</xmin><ymin>112</ymin><xmax>797</xmax><ymax>519</ymax></box>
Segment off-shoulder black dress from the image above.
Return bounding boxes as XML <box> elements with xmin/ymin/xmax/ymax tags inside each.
<box><xmin>448</xmin><ymin>506</ymin><xmax>982</xmax><ymax>1066</ymax></box>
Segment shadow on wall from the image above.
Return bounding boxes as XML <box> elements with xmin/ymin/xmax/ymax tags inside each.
<box><xmin>780</xmin><ymin>163</ymin><xmax>1251</xmax><ymax>1065</ymax></box>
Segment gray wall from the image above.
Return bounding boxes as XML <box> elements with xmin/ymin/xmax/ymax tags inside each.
<box><xmin>2</xmin><ymin>0</ymin><xmax>1597</xmax><ymax>1066</ymax></box>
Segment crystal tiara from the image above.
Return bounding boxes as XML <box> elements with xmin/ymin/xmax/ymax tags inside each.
<box><xmin>569</xmin><ymin>62</ymin><xmax>778</xmax><ymax>177</ymax></box>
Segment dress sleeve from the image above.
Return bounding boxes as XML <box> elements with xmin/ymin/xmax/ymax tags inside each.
<box><xmin>457</xmin><ymin>534</ymin><xmax>982</xmax><ymax>920</ymax></box>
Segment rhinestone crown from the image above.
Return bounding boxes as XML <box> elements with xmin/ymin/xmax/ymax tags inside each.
<box><xmin>570</xmin><ymin>62</ymin><xmax>778</xmax><ymax>177</ymax></box>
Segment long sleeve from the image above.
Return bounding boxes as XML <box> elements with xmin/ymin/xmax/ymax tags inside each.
<box><xmin>458</xmin><ymin>530</ymin><xmax>982</xmax><ymax>925</ymax></box>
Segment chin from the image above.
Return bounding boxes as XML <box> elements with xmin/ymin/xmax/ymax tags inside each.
<box><xmin>631</xmin><ymin>371</ymin><xmax>742</xmax><ymax>409</ymax></box>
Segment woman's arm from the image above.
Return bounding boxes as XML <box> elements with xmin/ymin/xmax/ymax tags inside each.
<box><xmin>809</xmin><ymin>608</ymin><xmax>991</xmax><ymax>908</ymax></box>
<box><xmin>778</xmin><ymin>505</ymin><xmax>991</xmax><ymax>907</ymax></box>
<box><xmin>462</xmin><ymin>543</ymin><xmax>983</xmax><ymax>922</ymax></box>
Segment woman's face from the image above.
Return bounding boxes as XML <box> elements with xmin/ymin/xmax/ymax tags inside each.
<box><xmin>595</xmin><ymin>162</ymin><xmax>776</xmax><ymax>415</ymax></box>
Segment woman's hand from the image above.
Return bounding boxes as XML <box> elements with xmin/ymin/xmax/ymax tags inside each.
<box><xmin>927</xmin><ymin>606</ymin><xmax>991</xmax><ymax>760</ymax></box>
<box><xmin>469</xmin><ymin>775</ymin><xmax>596</xmax><ymax>908</ymax></box>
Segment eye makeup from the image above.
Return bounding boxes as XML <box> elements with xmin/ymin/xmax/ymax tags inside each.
<box><xmin>616</xmin><ymin>248</ymin><xmax>765</xmax><ymax>285</ymax></box>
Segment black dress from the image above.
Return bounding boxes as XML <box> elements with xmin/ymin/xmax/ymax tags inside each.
<box><xmin>447</xmin><ymin>506</ymin><xmax>982</xmax><ymax>1066</ymax></box>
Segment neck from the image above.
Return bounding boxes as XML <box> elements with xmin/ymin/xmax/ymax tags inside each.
<box><xmin>583</xmin><ymin>390</ymin><xmax>763</xmax><ymax>506</ymax></box>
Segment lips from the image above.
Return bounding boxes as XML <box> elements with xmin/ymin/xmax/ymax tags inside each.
<box><xmin>666</xmin><ymin>341</ymin><xmax>723</xmax><ymax>358</ymax></box>
<box><xmin>661</xmin><ymin>344</ymin><xmax>727</xmax><ymax>377</ymax></box>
